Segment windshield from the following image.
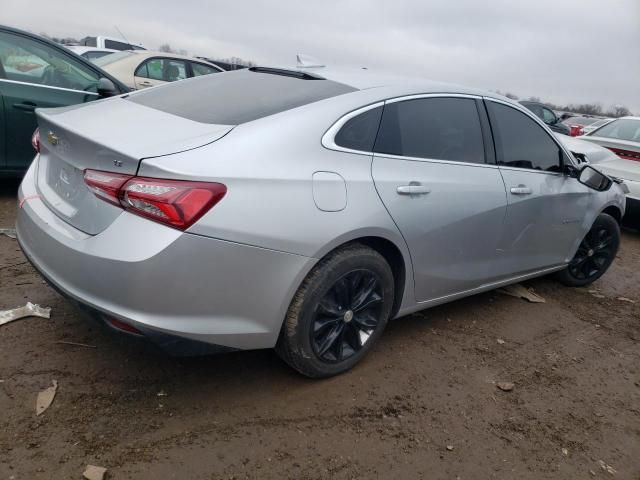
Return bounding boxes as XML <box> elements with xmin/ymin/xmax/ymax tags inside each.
<box><xmin>589</xmin><ymin>118</ymin><xmax>640</xmax><ymax>142</ymax></box>
<box><xmin>94</xmin><ymin>50</ymin><xmax>136</xmax><ymax>67</ymax></box>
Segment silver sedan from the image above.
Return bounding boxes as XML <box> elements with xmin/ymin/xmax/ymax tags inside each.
<box><xmin>17</xmin><ymin>67</ymin><xmax>627</xmax><ymax>377</ymax></box>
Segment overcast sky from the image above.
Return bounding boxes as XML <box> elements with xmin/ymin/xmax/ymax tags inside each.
<box><xmin>3</xmin><ymin>0</ymin><xmax>639</xmax><ymax>113</ymax></box>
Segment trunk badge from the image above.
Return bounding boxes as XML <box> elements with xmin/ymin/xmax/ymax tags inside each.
<box><xmin>47</xmin><ymin>131</ymin><xmax>59</xmax><ymax>146</ymax></box>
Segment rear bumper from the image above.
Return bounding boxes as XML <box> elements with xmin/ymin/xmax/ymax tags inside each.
<box><xmin>16</xmin><ymin>163</ymin><xmax>315</xmax><ymax>352</ymax></box>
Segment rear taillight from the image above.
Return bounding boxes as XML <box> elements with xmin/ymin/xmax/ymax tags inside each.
<box><xmin>608</xmin><ymin>147</ymin><xmax>640</xmax><ymax>162</ymax></box>
<box><xmin>569</xmin><ymin>125</ymin><xmax>584</xmax><ymax>137</ymax></box>
<box><xmin>83</xmin><ymin>169</ymin><xmax>227</xmax><ymax>230</ymax></box>
<box><xmin>31</xmin><ymin>128</ymin><xmax>40</xmax><ymax>153</ymax></box>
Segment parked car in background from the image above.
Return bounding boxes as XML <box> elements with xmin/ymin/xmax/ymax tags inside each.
<box><xmin>94</xmin><ymin>51</ymin><xmax>223</xmax><ymax>90</ymax></box>
<box><xmin>557</xmin><ymin>133</ymin><xmax>638</xmax><ymax>228</ymax></box>
<box><xmin>561</xmin><ymin>116</ymin><xmax>604</xmax><ymax>137</ymax></box>
<box><xmin>66</xmin><ymin>46</ymin><xmax>117</xmax><ymax>63</ymax></box>
<box><xmin>520</xmin><ymin>101</ymin><xmax>570</xmax><ymax>135</ymax></box>
<box><xmin>17</xmin><ymin>66</ymin><xmax>626</xmax><ymax>377</ymax></box>
<box><xmin>0</xmin><ymin>25</ymin><xmax>128</xmax><ymax>175</ymax></box>
<box><xmin>79</xmin><ymin>35</ymin><xmax>145</xmax><ymax>51</ymax></box>
<box><xmin>581</xmin><ymin>117</ymin><xmax>640</xmax><ymax>160</ymax></box>
<box><xmin>581</xmin><ymin>117</ymin><xmax>614</xmax><ymax>135</ymax></box>
<box><xmin>195</xmin><ymin>57</ymin><xmax>249</xmax><ymax>71</ymax></box>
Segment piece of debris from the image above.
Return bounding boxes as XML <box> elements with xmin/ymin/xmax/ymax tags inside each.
<box><xmin>496</xmin><ymin>382</ymin><xmax>515</xmax><ymax>392</ymax></box>
<box><xmin>562</xmin><ymin>448</ymin><xmax>568</xmax><ymax>456</ymax></box>
<box><xmin>598</xmin><ymin>460</ymin><xmax>617</xmax><ymax>475</ymax></box>
<box><xmin>496</xmin><ymin>338</ymin><xmax>505</xmax><ymax>345</ymax></box>
<box><xmin>589</xmin><ymin>290</ymin><xmax>606</xmax><ymax>299</ymax></box>
<box><xmin>36</xmin><ymin>380</ymin><xmax>58</xmax><ymax>416</ymax></box>
<box><xmin>497</xmin><ymin>284</ymin><xmax>545</xmax><ymax>303</ymax></box>
<box><xmin>83</xmin><ymin>465</ymin><xmax>107</xmax><ymax>480</ymax></box>
<box><xmin>0</xmin><ymin>228</ymin><xmax>16</xmax><ymax>239</ymax></box>
<box><xmin>589</xmin><ymin>470</ymin><xmax>596</xmax><ymax>476</ymax></box>
<box><xmin>617</xmin><ymin>296</ymin><xmax>635</xmax><ymax>304</ymax></box>
<box><xmin>1</xmin><ymin>302</ymin><xmax>51</xmax><ymax>327</ymax></box>
<box><xmin>55</xmin><ymin>341</ymin><xmax>96</xmax><ymax>349</ymax></box>
<box><xmin>157</xmin><ymin>390</ymin><xmax>168</xmax><ymax>397</ymax></box>
<box><xmin>446</xmin><ymin>445</ymin><xmax>454</xmax><ymax>451</ymax></box>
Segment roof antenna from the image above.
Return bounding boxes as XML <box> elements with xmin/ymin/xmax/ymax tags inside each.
<box><xmin>114</xmin><ymin>25</ymin><xmax>131</xmax><ymax>45</ymax></box>
<box><xmin>296</xmin><ymin>54</ymin><xmax>325</xmax><ymax>68</ymax></box>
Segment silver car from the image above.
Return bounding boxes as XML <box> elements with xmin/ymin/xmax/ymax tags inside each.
<box><xmin>17</xmin><ymin>67</ymin><xmax>627</xmax><ymax>377</ymax></box>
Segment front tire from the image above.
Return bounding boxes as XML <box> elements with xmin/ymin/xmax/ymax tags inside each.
<box><xmin>276</xmin><ymin>244</ymin><xmax>394</xmax><ymax>378</ymax></box>
<box><xmin>556</xmin><ymin>213</ymin><xmax>620</xmax><ymax>287</ymax></box>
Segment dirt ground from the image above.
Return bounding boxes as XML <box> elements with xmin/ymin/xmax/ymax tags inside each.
<box><xmin>0</xmin><ymin>179</ymin><xmax>639</xmax><ymax>480</ymax></box>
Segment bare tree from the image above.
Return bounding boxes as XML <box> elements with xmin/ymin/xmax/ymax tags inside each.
<box><xmin>607</xmin><ymin>105</ymin><xmax>631</xmax><ymax>118</ymax></box>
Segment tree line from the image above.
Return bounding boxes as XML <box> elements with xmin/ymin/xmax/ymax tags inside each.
<box><xmin>497</xmin><ymin>91</ymin><xmax>632</xmax><ymax>118</ymax></box>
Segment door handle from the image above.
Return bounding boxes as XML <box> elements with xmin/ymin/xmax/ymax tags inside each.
<box><xmin>13</xmin><ymin>102</ymin><xmax>37</xmax><ymax>112</ymax></box>
<box><xmin>510</xmin><ymin>185</ymin><xmax>533</xmax><ymax>195</ymax></box>
<box><xmin>397</xmin><ymin>184</ymin><xmax>431</xmax><ymax>195</ymax></box>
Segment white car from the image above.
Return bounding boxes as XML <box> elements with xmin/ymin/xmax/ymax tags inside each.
<box><xmin>581</xmin><ymin>118</ymin><xmax>614</xmax><ymax>136</ymax></box>
<box><xmin>66</xmin><ymin>46</ymin><xmax>117</xmax><ymax>63</ymax></box>
<box><xmin>94</xmin><ymin>51</ymin><xmax>224</xmax><ymax>90</ymax></box>
<box><xmin>558</xmin><ymin>132</ymin><xmax>639</xmax><ymax>228</ymax></box>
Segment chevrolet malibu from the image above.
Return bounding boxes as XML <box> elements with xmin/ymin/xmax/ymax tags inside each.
<box><xmin>17</xmin><ymin>67</ymin><xmax>627</xmax><ymax>377</ymax></box>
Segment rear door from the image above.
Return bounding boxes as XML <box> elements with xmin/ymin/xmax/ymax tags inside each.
<box><xmin>134</xmin><ymin>57</ymin><xmax>187</xmax><ymax>89</ymax></box>
<box><xmin>371</xmin><ymin>95</ymin><xmax>508</xmax><ymax>302</ymax></box>
<box><xmin>0</xmin><ymin>30</ymin><xmax>102</xmax><ymax>172</ymax></box>
<box><xmin>485</xmin><ymin>99</ymin><xmax>592</xmax><ymax>275</ymax></box>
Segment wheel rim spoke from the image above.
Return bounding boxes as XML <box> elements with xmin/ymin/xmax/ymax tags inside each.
<box><xmin>569</xmin><ymin>224</ymin><xmax>616</xmax><ymax>281</ymax></box>
<box><xmin>311</xmin><ymin>269</ymin><xmax>384</xmax><ymax>363</ymax></box>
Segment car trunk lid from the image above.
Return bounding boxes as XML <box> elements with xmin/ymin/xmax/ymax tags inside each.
<box><xmin>34</xmin><ymin>98</ymin><xmax>233</xmax><ymax>235</ymax></box>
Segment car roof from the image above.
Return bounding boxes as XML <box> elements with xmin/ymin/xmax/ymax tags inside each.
<box><xmin>265</xmin><ymin>65</ymin><xmax>513</xmax><ymax>103</ymax></box>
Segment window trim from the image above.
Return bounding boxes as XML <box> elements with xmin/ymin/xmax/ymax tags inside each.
<box><xmin>0</xmin><ymin>78</ymin><xmax>100</xmax><ymax>96</ymax></box>
<box><xmin>322</xmin><ymin>93</ymin><xmax>490</xmax><ymax>167</ymax></box>
<box><xmin>484</xmin><ymin>97</ymin><xmax>577</xmax><ymax>176</ymax></box>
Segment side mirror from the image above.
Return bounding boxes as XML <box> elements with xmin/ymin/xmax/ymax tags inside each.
<box><xmin>97</xmin><ymin>77</ymin><xmax>119</xmax><ymax>98</ymax></box>
<box><xmin>577</xmin><ymin>165</ymin><xmax>612</xmax><ymax>192</ymax></box>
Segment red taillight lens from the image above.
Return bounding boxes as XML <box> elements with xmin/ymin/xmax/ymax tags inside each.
<box><xmin>84</xmin><ymin>169</ymin><xmax>133</xmax><ymax>206</ymax></box>
<box><xmin>121</xmin><ymin>177</ymin><xmax>227</xmax><ymax>229</ymax></box>
<box><xmin>83</xmin><ymin>169</ymin><xmax>227</xmax><ymax>230</ymax></box>
<box><xmin>31</xmin><ymin>128</ymin><xmax>40</xmax><ymax>153</ymax></box>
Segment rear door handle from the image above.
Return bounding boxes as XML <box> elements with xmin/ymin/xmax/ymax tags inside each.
<box><xmin>397</xmin><ymin>184</ymin><xmax>431</xmax><ymax>195</ymax></box>
<box><xmin>510</xmin><ymin>185</ymin><xmax>533</xmax><ymax>195</ymax></box>
<box><xmin>13</xmin><ymin>102</ymin><xmax>37</xmax><ymax>112</ymax></box>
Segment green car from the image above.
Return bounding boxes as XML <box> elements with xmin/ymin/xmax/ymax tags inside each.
<box><xmin>0</xmin><ymin>25</ymin><xmax>129</xmax><ymax>176</ymax></box>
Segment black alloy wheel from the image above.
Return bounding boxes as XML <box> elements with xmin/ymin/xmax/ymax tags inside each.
<box><xmin>568</xmin><ymin>226</ymin><xmax>615</xmax><ymax>281</ymax></box>
<box><xmin>556</xmin><ymin>213</ymin><xmax>620</xmax><ymax>287</ymax></box>
<box><xmin>311</xmin><ymin>269</ymin><xmax>384</xmax><ymax>363</ymax></box>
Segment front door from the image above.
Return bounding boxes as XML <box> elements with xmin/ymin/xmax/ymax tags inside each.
<box><xmin>371</xmin><ymin>96</ymin><xmax>507</xmax><ymax>302</ymax></box>
<box><xmin>485</xmin><ymin>100</ymin><xmax>592</xmax><ymax>275</ymax></box>
<box><xmin>0</xmin><ymin>31</ymin><xmax>101</xmax><ymax>172</ymax></box>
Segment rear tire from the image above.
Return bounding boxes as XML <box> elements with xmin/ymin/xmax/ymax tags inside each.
<box><xmin>556</xmin><ymin>213</ymin><xmax>620</xmax><ymax>287</ymax></box>
<box><xmin>276</xmin><ymin>244</ymin><xmax>394</xmax><ymax>378</ymax></box>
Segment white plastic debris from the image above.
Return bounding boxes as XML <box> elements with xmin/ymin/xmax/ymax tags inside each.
<box><xmin>0</xmin><ymin>302</ymin><xmax>51</xmax><ymax>326</ymax></box>
<box><xmin>0</xmin><ymin>228</ymin><xmax>16</xmax><ymax>239</ymax></box>
<box><xmin>497</xmin><ymin>338</ymin><xmax>505</xmax><ymax>345</ymax></box>
<box><xmin>83</xmin><ymin>465</ymin><xmax>108</xmax><ymax>480</ymax></box>
<box><xmin>36</xmin><ymin>380</ymin><xmax>58</xmax><ymax>416</ymax></box>
<box><xmin>598</xmin><ymin>460</ymin><xmax>617</xmax><ymax>475</ymax></box>
<box><xmin>497</xmin><ymin>284</ymin><xmax>545</xmax><ymax>303</ymax></box>
<box><xmin>617</xmin><ymin>296</ymin><xmax>635</xmax><ymax>303</ymax></box>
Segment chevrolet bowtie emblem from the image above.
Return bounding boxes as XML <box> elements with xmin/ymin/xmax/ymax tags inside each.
<box><xmin>47</xmin><ymin>131</ymin><xmax>59</xmax><ymax>146</ymax></box>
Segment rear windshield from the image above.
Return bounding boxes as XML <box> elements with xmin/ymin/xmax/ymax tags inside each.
<box><xmin>94</xmin><ymin>51</ymin><xmax>136</xmax><ymax>67</ymax></box>
<box><xmin>126</xmin><ymin>68</ymin><xmax>357</xmax><ymax>124</ymax></box>
<box><xmin>589</xmin><ymin>118</ymin><xmax>640</xmax><ymax>141</ymax></box>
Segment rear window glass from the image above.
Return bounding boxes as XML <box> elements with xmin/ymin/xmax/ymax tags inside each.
<box><xmin>334</xmin><ymin>106</ymin><xmax>383</xmax><ymax>151</ymax></box>
<box><xmin>126</xmin><ymin>68</ymin><xmax>357</xmax><ymax>125</ymax></box>
<box><xmin>94</xmin><ymin>50</ymin><xmax>136</xmax><ymax>67</ymax></box>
